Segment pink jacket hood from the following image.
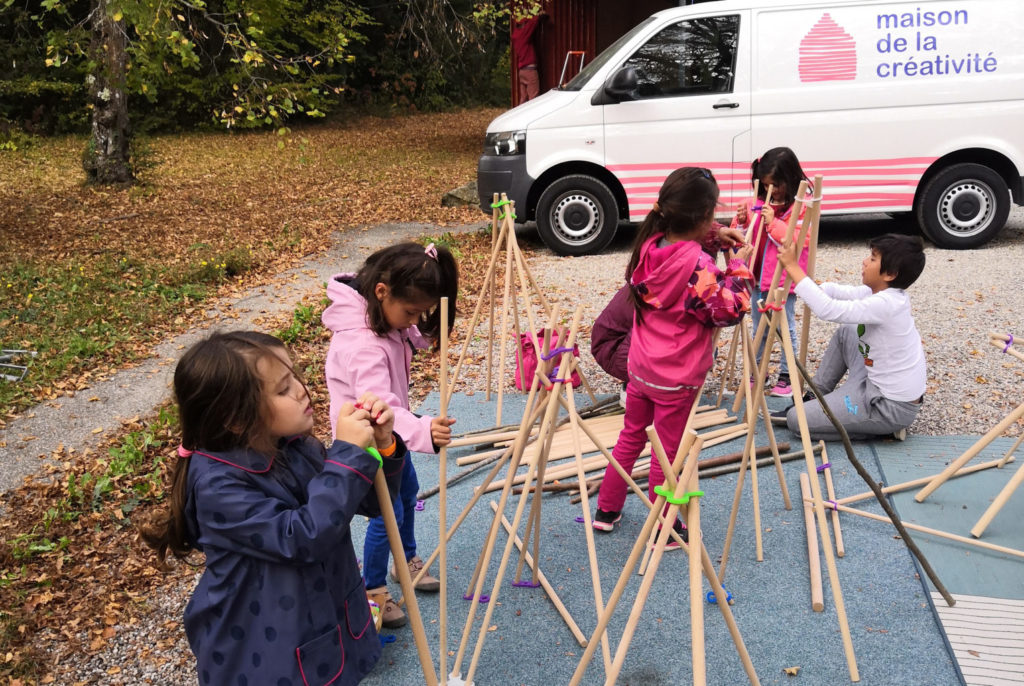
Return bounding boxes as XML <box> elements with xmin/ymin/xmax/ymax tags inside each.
<box><xmin>322</xmin><ymin>274</ymin><xmax>435</xmax><ymax>453</ymax></box>
<box><xmin>628</xmin><ymin>236</ymin><xmax>709</xmax><ymax>389</ymax></box>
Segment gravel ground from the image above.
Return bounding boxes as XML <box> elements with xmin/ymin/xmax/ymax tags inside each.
<box><xmin>39</xmin><ymin>208</ymin><xmax>1024</xmax><ymax>684</ymax></box>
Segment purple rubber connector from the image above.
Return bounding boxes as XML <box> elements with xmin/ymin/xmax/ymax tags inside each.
<box><xmin>575</xmin><ymin>515</ymin><xmax>585</xmax><ymax>523</ymax></box>
<box><xmin>512</xmin><ymin>580</ymin><xmax>541</xmax><ymax>588</ymax></box>
<box><xmin>415</xmin><ymin>500</ymin><xmax>425</xmax><ymax>511</ymax></box>
<box><xmin>463</xmin><ymin>593</ymin><xmax>490</xmax><ymax>603</ymax></box>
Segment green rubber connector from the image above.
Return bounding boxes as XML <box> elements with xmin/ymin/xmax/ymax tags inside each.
<box><xmin>653</xmin><ymin>484</ymin><xmax>704</xmax><ymax>505</ymax></box>
<box><xmin>366</xmin><ymin>446</ymin><xmax>383</xmax><ymax>470</ymax></box>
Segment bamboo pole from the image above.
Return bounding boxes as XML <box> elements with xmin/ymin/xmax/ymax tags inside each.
<box><xmin>800</xmin><ymin>473</ymin><xmax>825</xmax><ymax>612</ymax></box>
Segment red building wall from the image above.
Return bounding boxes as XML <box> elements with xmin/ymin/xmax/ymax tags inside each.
<box><xmin>511</xmin><ymin>0</ymin><xmax>676</xmax><ymax>107</ymax></box>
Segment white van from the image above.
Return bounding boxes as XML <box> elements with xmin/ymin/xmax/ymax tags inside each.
<box><xmin>477</xmin><ymin>0</ymin><xmax>1024</xmax><ymax>255</ymax></box>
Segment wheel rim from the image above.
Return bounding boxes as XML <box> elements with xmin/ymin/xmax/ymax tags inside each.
<box><xmin>936</xmin><ymin>179</ymin><xmax>995</xmax><ymax>238</ymax></box>
<box><xmin>552</xmin><ymin>193</ymin><xmax>601</xmax><ymax>245</ymax></box>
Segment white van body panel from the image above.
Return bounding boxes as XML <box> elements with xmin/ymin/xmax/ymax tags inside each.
<box><xmin>751</xmin><ymin>0</ymin><xmax>1024</xmax><ymax>215</ymax></box>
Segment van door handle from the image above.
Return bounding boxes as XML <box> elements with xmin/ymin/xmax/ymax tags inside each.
<box><xmin>713</xmin><ymin>101</ymin><xmax>740</xmax><ymax>109</ymax></box>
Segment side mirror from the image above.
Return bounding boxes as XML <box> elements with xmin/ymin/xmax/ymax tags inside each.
<box><xmin>593</xmin><ymin>67</ymin><xmax>638</xmax><ymax>105</ymax></box>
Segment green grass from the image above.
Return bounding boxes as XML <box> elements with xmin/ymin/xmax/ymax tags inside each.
<box><xmin>0</xmin><ymin>251</ymin><xmax>252</xmax><ymax>416</ymax></box>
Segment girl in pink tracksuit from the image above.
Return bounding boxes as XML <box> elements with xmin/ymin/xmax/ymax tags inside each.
<box><xmin>730</xmin><ymin>147</ymin><xmax>813</xmax><ymax>398</ymax></box>
<box><xmin>593</xmin><ymin>167</ymin><xmax>753</xmax><ymax>539</ymax></box>
<box><xmin>322</xmin><ymin>241</ymin><xmax>458</xmax><ymax>629</ymax></box>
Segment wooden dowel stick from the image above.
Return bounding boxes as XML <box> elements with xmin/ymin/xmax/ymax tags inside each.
<box><xmin>779</xmin><ymin>250</ymin><xmax>861</xmax><ymax>681</ymax></box>
<box><xmin>486</xmin><ymin>193</ymin><xmax>498</xmax><ymax>399</ymax></box>
<box><xmin>687</xmin><ymin>466</ymin><xmax>706</xmax><ymax>685</ymax></box>
<box><xmin>374</xmin><ymin>469</ymin><xmax>438</xmax><ymax>685</ymax></box>
<box><xmin>815</xmin><ymin>498</ymin><xmax>1024</xmax><ymax>561</ymax></box>
<box><xmin>970</xmin><ymin>457</ymin><xmax>1024</xmax><ymax>538</ymax></box>
<box><xmin>488</xmin><ymin>502</ymin><xmax>588</xmax><ymax>646</ymax></box>
<box><xmin>819</xmin><ymin>442</ymin><xmax>845</xmax><ymax>558</ymax></box>
<box><xmin>437</xmin><ymin>297</ymin><xmax>449</xmax><ymax>681</ymax></box>
<box><xmin>494</xmin><ymin>227</ymin><xmax>514</xmax><ymax>424</ymax></box>
<box><xmin>915</xmin><ymin>401</ymin><xmax>1024</xmax><ymax>502</ymax></box>
<box><xmin>800</xmin><ymin>473</ymin><xmax>825</xmax><ymax>612</ymax></box>
<box><xmin>997</xmin><ymin>432</ymin><xmax>1024</xmax><ymax>469</ymax></box>
<box><xmin>563</xmin><ymin>363</ymin><xmax>614</xmax><ymax>670</ymax></box>
<box><xmin>446</xmin><ymin>217</ymin><xmax>509</xmax><ymax>403</ymax></box>
<box><xmin>838</xmin><ymin>456</ymin><xmax>1015</xmax><ymax>506</ymax></box>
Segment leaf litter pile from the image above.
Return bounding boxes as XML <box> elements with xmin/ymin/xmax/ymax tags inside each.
<box><xmin>0</xmin><ymin>108</ymin><xmax>519</xmax><ymax>683</ymax></box>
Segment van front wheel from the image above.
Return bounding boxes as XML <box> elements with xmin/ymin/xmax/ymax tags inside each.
<box><xmin>536</xmin><ymin>175</ymin><xmax>619</xmax><ymax>256</ymax></box>
<box><xmin>916</xmin><ymin>163</ymin><xmax>1009</xmax><ymax>249</ymax></box>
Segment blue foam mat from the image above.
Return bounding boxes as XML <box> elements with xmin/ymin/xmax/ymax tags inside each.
<box><xmin>353</xmin><ymin>391</ymin><xmax>977</xmax><ymax>685</ymax></box>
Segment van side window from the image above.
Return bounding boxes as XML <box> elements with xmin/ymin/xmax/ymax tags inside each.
<box><xmin>623</xmin><ymin>15</ymin><xmax>740</xmax><ymax>99</ymax></box>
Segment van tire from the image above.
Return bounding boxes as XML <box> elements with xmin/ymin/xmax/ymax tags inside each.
<box><xmin>916</xmin><ymin>163</ymin><xmax>1009</xmax><ymax>249</ymax></box>
<box><xmin>536</xmin><ymin>175</ymin><xmax>619</xmax><ymax>256</ymax></box>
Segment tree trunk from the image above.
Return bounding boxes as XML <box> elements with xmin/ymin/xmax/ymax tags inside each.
<box><xmin>83</xmin><ymin>0</ymin><xmax>133</xmax><ymax>185</ymax></box>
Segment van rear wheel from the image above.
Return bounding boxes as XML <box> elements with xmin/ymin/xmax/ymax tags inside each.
<box><xmin>536</xmin><ymin>175</ymin><xmax>619</xmax><ymax>256</ymax></box>
<box><xmin>916</xmin><ymin>163</ymin><xmax>1009</xmax><ymax>249</ymax></box>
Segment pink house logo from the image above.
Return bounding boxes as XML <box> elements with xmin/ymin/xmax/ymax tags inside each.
<box><xmin>799</xmin><ymin>13</ymin><xmax>857</xmax><ymax>82</ymax></box>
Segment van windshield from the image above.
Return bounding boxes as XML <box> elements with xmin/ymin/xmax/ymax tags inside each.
<box><xmin>561</xmin><ymin>17</ymin><xmax>656</xmax><ymax>91</ymax></box>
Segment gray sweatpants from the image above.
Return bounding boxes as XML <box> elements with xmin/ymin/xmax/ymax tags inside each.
<box><xmin>785</xmin><ymin>324</ymin><xmax>921</xmax><ymax>440</ymax></box>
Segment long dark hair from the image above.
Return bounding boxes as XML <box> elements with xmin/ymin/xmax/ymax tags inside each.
<box><xmin>353</xmin><ymin>241</ymin><xmax>458</xmax><ymax>342</ymax></box>
<box><xmin>140</xmin><ymin>330</ymin><xmax>301</xmax><ymax>565</ymax></box>
<box><xmin>625</xmin><ymin>167</ymin><xmax>720</xmax><ymax>321</ymax></box>
<box><xmin>751</xmin><ymin>147</ymin><xmax>810</xmax><ymax>206</ymax></box>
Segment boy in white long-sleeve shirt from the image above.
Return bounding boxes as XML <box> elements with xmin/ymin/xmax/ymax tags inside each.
<box><xmin>773</xmin><ymin>233</ymin><xmax>927</xmax><ymax>440</ymax></box>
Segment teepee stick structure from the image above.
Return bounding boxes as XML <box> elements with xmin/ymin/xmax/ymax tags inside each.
<box><xmin>569</xmin><ymin>431</ymin><xmax>760</xmax><ymax>686</ymax></box>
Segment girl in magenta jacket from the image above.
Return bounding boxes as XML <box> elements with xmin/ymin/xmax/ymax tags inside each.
<box><xmin>730</xmin><ymin>147</ymin><xmax>813</xmax><ymax>397</ymax></box>
<box><xmin>322</xmin><ymin>242</ymin><xmax>458</xmax><ymax>628</ymax></box>
<box><xmin>593</xmin><ymin>167</ymin><xmax>753</xmax><ymax>539</ymax></box>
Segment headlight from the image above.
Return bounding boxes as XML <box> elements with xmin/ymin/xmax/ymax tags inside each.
<box><xmin>484</xmin><ymin>130</ymin><xmax>526</xmax><ymax>156</ymax></box>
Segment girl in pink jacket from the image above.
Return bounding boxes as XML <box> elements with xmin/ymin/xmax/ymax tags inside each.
<box><xmin>730</xmin><ymin>147</ymin><xmax>813</xmax><ymax>397</ymax></box>
<box><xmin>323</xmin><ymin>241</ymin><xmax>458</xmax><ymax>629</ymax></box>
<box><xmin>593</xmin><ymin>167</ymin><xmax>753</xmax><ymax>540</ymax></box>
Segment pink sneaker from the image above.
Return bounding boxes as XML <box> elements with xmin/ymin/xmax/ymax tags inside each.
<box><xmin>769</xmin><ymin>379</ymin><xmax>793</xmax><ymax>397</ymax></box>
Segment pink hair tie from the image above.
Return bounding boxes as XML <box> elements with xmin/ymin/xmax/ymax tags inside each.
<box><xmin>177</xmin><ymin>445</ymin><xmax>194</xmax><ymax>458</ymax></box>
<box><xmin>424</xmin><ymin>243</ymin><xmax>438</xmax><ymax>260</ymax></box>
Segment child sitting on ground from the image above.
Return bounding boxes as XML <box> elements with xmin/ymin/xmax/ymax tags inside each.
<box><xmin>773</xmin><ymin>233</ymin><xmax>927</xmax><ymax>440</ymax></box>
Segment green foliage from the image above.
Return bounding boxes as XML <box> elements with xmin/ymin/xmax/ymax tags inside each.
<box><xmin>1</xmin><ymin>0</ymin><xmax>513</xmax><ymax>135</ymax></box>
<box><xmin>277</xmin><ymin>301</ymin><xmax>323</xmax><ymax>345</ymax></box>
<box><xmin>0</xmin><ymin>250</ymin><xmax>257</xmax><ymax>416</ymax></box>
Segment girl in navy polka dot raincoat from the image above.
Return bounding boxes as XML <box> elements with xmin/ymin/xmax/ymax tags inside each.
<box><xmin>142</xmin><ymin>331</ymin><xmax>405</xmax><ymax>686</ymax></box>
